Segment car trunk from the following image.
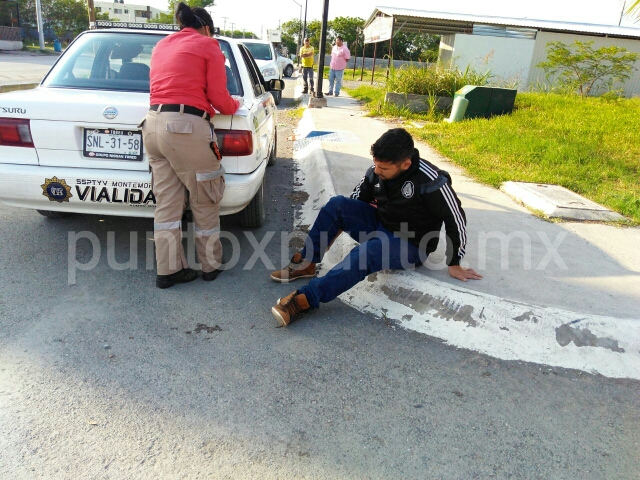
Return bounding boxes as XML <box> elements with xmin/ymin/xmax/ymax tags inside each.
<box><xmin>1</xmin><ymin>87</ymin><xmax>234</xmax><ymax>171</ymax></box>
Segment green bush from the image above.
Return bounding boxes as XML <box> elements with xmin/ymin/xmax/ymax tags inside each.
<box><xmin>386</xmin><ymin>63</ymin><xmax>492</xmax><ymax>97</ymax></box>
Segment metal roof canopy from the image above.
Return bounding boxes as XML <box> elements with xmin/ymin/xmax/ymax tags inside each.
<box><xmin>364</xmin><ymin>6</ymin><xmax>640</xmax><ymax>40</ymax></box>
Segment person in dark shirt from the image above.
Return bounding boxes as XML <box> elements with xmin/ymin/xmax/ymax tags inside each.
<box><xmin>270</xmin><ymin>128</ymin><xmax>482</xmax><ymax>326</ymax></box>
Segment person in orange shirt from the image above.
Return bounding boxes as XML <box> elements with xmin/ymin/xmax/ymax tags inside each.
<box><xmin>140</xmin><ymin>2</ymin><xmax>240</xmax><ymax>289</ymax></box>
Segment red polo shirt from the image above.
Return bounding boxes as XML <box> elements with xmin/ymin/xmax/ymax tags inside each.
<box><xmin>150</xmin><ymin>28</ymin><xmax>240</xmax><ymax>117</ymax></box>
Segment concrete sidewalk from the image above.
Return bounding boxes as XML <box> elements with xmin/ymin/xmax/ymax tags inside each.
<box><xmin>290</xmin><ymin>84</ymin><xmax>640</xmax><ymax>380</ymax></box>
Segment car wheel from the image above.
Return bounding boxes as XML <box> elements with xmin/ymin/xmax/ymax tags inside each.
<box><xmin>37</xmin><ymin>210</ymin><xmax>73</xmax><ymax>218</ymax></box>
<box><xmin>272</xmin><ymin>89</ymin><xmax>281</xmax><ymax>105</ymax></box>
<box><xmin>238</xmin><ymin>179</ymin><xmax>265</xmax><ymax>228</ymax></box>
<box><xmin>284</xmin><ymin>65</ymin><xmax>293</xmax><ymax>77</ymax></box>
<box><xmin>267</xmin><ymin>129</ymin><xmax>277</xmax><ymax>166</ymax></box>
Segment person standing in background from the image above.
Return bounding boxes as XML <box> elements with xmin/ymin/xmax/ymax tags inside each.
<box><xmin>140</xmin><ymin>2</ymin><xmax>240</xmax><ymax>289</ymax></box>
<box><xmin>326</xmin><ymin>36</ymin><xmax>350</xmax><ymax>97</ymax></box>
<box><xmin>299</xmin><ymin>37</ymin><xmax>315</xmax><ymax>95</ymax></box>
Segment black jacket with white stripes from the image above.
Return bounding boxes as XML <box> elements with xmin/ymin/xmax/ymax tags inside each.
<box><xmin>350</xmin><ymin>149</ymin><xmax>467</xmax><ymax>266</ymax></box>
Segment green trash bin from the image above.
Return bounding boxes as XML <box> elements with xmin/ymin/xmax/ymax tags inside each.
<box><xmin>453</xmin><ymin>86</ymin><xmax>517</xmax><ymax>119</ymax></box>
<box><xmin>446</xmin><ymin>96</ymin><xmax>469</xmax><ymax>123</ymax></box>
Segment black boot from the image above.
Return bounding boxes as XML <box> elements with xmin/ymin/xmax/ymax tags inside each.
<box><xmin>156</xmin><ymin>268</ymin><xmax>198</xmax><ymax>289</ymax></box>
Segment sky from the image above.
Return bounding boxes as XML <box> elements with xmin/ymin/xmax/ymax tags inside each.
<box><xmin>139</xmin><ymin>0</ymin><xmax>640</xmax><ymax>38</ymax></box>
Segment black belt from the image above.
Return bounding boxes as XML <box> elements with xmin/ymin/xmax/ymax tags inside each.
<box><xmin>149</xmin><ymin>104</ymin><xmax>210</xmax><ymax>121</ymax></box>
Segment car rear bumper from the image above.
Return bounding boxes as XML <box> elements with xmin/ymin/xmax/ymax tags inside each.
<box><xmin>0</xmin><ymin>162</ymin><xmax>266</xmax><ymax>218</ymax></box>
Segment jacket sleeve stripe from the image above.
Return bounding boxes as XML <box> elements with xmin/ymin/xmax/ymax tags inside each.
<box><xmin>420</xmin><ymin>161</ymin><xmax>467</xmax><ymax>260</ymax></box>
<box><xmin>419</xmin><ymin>161</ymin><xmax>438</xmax><ymax>180</ymax></box>
<box><xmin>440</xmin><ymin>184</ymin><xmax>467</xmax><ymax>259</ymax></box>
<box><xmin>351</xmin><ymin>175</ymin><xmax>366</xmax><ymax>200</ymax></box>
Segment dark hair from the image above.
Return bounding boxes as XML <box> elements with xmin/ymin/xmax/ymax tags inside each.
<box><xmin>370</xmin><ymin>128</ymin><xmax>415</xmax><ymax>164</ymax></box>
<box><xmin>175</xmin><ymin>2</ymin><xmax>214</xmax><ymax>31</ymax></box>
<box><xmin>336</xmin><ymin>36</ymin><xmax>343</xmax><ymax>41</ymax></box>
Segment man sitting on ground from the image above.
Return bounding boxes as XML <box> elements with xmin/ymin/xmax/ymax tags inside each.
<box><xmin>270</xmin><ymin>128</ymin><xmax>482</xmax><ymax>326</ymax></box>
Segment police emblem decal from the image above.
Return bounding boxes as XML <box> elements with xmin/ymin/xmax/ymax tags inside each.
<box><xmin>402</xmin><ymin>181</ymin><xmax>414</xmax><ymax>198</ymax></box>
<box><xmin>41</xmin><ymin>177</ymin><xmax>73</xmax><ymax>203</ymax></box>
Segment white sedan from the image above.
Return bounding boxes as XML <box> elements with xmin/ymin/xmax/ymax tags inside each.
<box><xmin>277</xmin><ymin>52</ymin><xmax>295</xmax><ymax>78</ymax></box>
<box><xmin>0</xmin><ymin>21</ymin><xmax>283</xmax><ymax>227</ymax></box>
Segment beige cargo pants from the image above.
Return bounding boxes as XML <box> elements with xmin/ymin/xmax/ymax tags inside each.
<box><xmin>141</xmin><ymin>108</ymin><xmax>224</xmax><ymax>276</ymax></box>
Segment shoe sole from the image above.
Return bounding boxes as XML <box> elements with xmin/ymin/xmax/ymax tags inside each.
<box><xmin>269</xmin><ymin>273</ymin><xmax>316</xmax><ymax>283</ymax></box>
<box><xmin>271</xmin><ymin>303</ymin><xmax>288</xmax><ymax>327</ymax></box>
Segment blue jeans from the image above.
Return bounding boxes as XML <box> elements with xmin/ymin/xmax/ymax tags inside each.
<box><xmin>328</xmin><ymin>68</ymin><xmax>345</xmax><ymax>95</ymax></box>
<box><xmin>302</xmin><ymin>67</ymin><xmax>314</xmax><ymax>91</ymax></box>
<box><xmin>298</xmin><ymin>196</ymin><xmax>423</xmax><ymax>309</ymax></box>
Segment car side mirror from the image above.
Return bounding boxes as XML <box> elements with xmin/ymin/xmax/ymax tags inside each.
<box><xmin>266</xmin><ymin>79</ymin><xmax>284</xmax><ymax>91</ymax></box>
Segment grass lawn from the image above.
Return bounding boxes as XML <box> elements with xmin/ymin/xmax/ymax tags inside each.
<box><xmin>347</xmin><ymin>86</ymin><xmax>640</xmax><ymax>224</ymax></box>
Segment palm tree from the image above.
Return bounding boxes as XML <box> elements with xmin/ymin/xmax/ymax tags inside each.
<box><xmin>626</xmin><ymin>0</ymin><xmax>640</xmax><ymax>22</ymax></box>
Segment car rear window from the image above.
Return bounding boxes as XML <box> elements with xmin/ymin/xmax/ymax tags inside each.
<box><xmin>42</xmin><ymin>32</ymin><xmax>243</xmax><ymax>96</ymax></box>
<box><xmin>243</xmin><ymin>43</ymin><xmax>273</xmax><ymax>61</ymax></box>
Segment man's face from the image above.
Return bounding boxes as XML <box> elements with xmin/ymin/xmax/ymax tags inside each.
<box><xmin>373</xmin><ymin>158</ymin><xmax>411</xmax><ymax>180</ymax></box>
<box><xmin>304</xmin><ymin>39</ymin><xmax>310</xmax><ymax>46</ymax></box>
<box><xmin>336</xmin><ymin>38</ymin><xmax>343</xmax><ymax>47</ymax></box>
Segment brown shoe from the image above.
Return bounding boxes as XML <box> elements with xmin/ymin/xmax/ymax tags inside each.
<box><xmin>270</xmin><ymin>252</ymin><xmax>316</xmax><ymax>283</ymax></box>
<box><xmin>272</xmin><ymin>291</ymin><xmax>310</xmax><ymax>326</ymax></box>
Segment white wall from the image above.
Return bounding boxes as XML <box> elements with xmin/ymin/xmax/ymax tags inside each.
<box><xmin>451</xmin><ymin>34</ymin><xmax>536</xmax><ymax>89</ymax></box>
<box><xmin>0</xmin><ymin>40</ymin><xmax>22</xmax><ymax>51</ymax></box>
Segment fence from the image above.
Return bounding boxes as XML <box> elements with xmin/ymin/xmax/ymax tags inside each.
<box><xmin>0</xmin><ymin>26</ymin><xmax>20</xmax><ymax>41</ymax></box>
<box><xmin>323</xmin><ymin>55</ymin><xmax>427</xmax><ymax>70</ymax></box>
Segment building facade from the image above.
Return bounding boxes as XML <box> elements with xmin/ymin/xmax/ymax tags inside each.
<box><xmin>365</xmin><ymin>8</ymin><xmax>640</xmax><ymax>97</ymax></box>
<box><xmin>95</xmin><ymin>1</ymin><xmax>166</xmax><ymax>23</ymax></box>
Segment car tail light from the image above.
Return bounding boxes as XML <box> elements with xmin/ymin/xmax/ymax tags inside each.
<box><xmin>216</xmin><ymin>129</ymin><xmax>253</xmax><ymax>156</ymax></box>
<box><xmin>0</xmin><ymin>118</ymin><xmax>34</xmax><ymax>148</ymax></box>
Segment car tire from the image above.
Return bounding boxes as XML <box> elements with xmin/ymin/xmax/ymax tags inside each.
<box><xmin>267</xmin><ymin>129</ymin><xmax>277</xmax><ymax>166</ymax></box>
<box><xmin>37</xmin><ymin>210</ymin><xmax>73</xmax><ymax>218</ymax></box>
<box><xmin>272</xmin><ymin>89</ymin><xmax>281</xmax><ymax>105</ymax></box>
<box><xmin>238</xmin><ymin>179</ymin><xmax>265</xmax><ymax>228</ymax></box>
<box><xmin>284</xmin><ymin>65</ymin><xmax>293</xmax><ymax>77</ymax></box>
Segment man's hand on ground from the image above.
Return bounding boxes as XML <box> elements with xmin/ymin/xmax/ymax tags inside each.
<box><xmin>448</xmin><ymin>265</ymin><xmax>483</xmax><ymax>282</ymax></box>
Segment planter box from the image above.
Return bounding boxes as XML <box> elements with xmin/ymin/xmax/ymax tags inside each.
<box><xmin>384</xmin><ymin>92</ymin><xmax>453</xmax><ymax>113</ymax></box>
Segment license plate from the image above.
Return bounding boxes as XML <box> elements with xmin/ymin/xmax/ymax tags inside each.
<box><xmin>83</xmin><ymin>128</ymin><xmax>143</xmax><ymax>161</ymax></box>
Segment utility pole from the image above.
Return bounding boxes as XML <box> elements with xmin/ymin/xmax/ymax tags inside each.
<box><xmin>302</xmin><ymin>0</ymin><xmax>308</xmax><ymax>40</ymax></box>
<box><xmin>35</xmin><ymin>0</ymin><xmax>45</xmax><ymax>50</ymax></box>
<box><xmin>87</xmin><ymin>0</ymin><xmax>96</xmax><ymax>23</ymax></box>
<box><xmin>230</xmin><ymin>22</ymin><xmax>235</xmax><ymax>38</ymax></box>
<box><xmin>221</xmin><ymin>16</ymin><xmax>228</xmax><ymax>35</ymax></box>
<box><xmin>619</xmin><ymin>0</ymin><xmax>627</xmax><ymax>26</ymax></box>
<box><xmin>316</xmin><ymin>0</ymin><xmax>330</xmax><ymax>98</ymax></box>
<box><xmin>292</xmin><ymin>0</ymin><xmax>302</xmax><ymax>65</ymax></box>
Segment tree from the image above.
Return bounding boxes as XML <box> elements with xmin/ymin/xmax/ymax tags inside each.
<box><xmin>156</xmin><ymin>0</ymin><xmax>215</xmax><ymax>24</ymax></box>
<box><xmin>538</xmin><ymin>41</ymin><xmax>638</xmax><ymax>97</ymax></box>
<box><xmin>48</xmin><ymin>0</ymin><xmax>88</xmax><ymax>41</ymax></box>
<box><xmin>330</xmin><ymin>16</ymin><xmax>363</xmax><ymax>49</ymax></box>
<box><xmin>7</xmin><ymin>0</ymin><xmax>90</xmax><ymax>41</ymax></box>
<box><xmin>280</xmin><ymin>19</ymin><xmax>301</xmax><ymax>57</ymax></box>
<box><xmin>279</xmin><ymin>15</ymin><xmax>439</xmax><ymax>62</ymax></box>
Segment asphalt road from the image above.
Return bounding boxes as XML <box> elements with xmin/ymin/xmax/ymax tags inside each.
<box><xmin>0</xmin><ymin>51</ymin><xmax>59</xmax><ymax>85</ymax></box>
<box><xmin>0</xmin><ymin>76</ymin><xmax>639</xmax><ymax>479</ymax></box>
